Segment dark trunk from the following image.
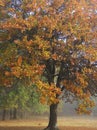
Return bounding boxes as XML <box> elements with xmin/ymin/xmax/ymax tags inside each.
<box><xmin>13</xmin><ymin>108</ymin><xmax>17</xmax><ymax>119</ymax></box>
<box><xmin>44</xmin><ymin>58</ymin><xmax>61</xmax><ymax>130</ymax></box>
<box><xmin>20</xmin><ymin>110</ymin><xmax>23</xmax><ymax>119</ymax></box>
<box><xmin>10</xmin><ymin>109</ymin><xmax>13</xmax><ymax>120</ymax></box>
<box><xmin>2</xmin><ymin>109</ymin><xmax>6</xmax><ymax>121</ymax></box>
<box><xmin>44</xmin><ymin>104</ymin><xmax>59</xmax><ymax>130</ymax></box>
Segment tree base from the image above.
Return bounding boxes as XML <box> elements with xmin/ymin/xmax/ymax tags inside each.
<box><xmin>43</xmin><ymin>126</ymin><xmax>59</xmax><ymax>130</ymax></box>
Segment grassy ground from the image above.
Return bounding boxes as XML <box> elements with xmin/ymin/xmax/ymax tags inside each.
<box><xmin>0</xmin><ymin>116</ymin><xmax>97</xmax><ymax>130</ymax></box>
<box><xmin>0</xmin><ymin>126</ymin><xmax>97</xmax><ymax>130</ymax></box>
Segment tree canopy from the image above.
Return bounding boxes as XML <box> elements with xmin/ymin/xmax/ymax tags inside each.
<box><xmin>0</xmin><ymin>0</ymin><xmax>97</xmax><ymax>115</ymax></box>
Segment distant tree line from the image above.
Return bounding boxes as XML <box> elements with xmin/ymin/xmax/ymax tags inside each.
<box><xmin>0</xmin><ymin>83</ymin><xmax>49</xmax><ymax>120</ymax></box>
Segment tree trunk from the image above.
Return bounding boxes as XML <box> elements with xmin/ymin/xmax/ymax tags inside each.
<box><xmin>44</xmin><ymin>104</ymin><xmax>59</xmax><ymax>130</ymax></box>
<box><xmin>13</xmin><ymin>108</ymin><xmax>17</xmax><ymax>119</ymax></box>
<box><xmin>10</xmin><ymin>109</ymin><xmax>13</xmax><ymax>120</ymax></box>
<box><xmin>2</xmin><ymin>109</ymin><xmax>6</xmax><ymax>121</ymax></box>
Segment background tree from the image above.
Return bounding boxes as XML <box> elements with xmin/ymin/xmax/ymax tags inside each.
<box><xmin>0</xmin><ymin>82</ymin><xmax>49</xmax><ymax>120</ymax></box>
<box><xmin>0</xmin><ymin>0</ymin><xmax>97</xmax><ymax>130</ymax></box>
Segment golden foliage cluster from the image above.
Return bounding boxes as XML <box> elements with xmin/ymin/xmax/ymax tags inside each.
<box><xmin>0</xmin><ymin>0</ymin><xmax>97</xmax><ymax>114</ymax></box>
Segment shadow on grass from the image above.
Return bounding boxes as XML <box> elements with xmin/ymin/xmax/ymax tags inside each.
<box><xmin>0</xmin><ymin>126</ymin><xmax>97</xmax><ymax>130</ymax></box>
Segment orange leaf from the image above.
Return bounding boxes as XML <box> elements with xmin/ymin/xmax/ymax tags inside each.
<box><xmin>17</xmin><ymin>56</ymin><xmax>22</xmax><ymax>66</ymax></box>
<box><xmin>5</xmin><ymin>71</ymin><xmax>10</xmax><ymax>76</ymax></box>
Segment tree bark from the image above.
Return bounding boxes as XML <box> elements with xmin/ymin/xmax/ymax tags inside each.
<box><xmin>10</xmin><ymin>109</ymin><xmax>13</xmax><ymax>120</ymax></box>
<box><xmin>44</xmin><ymin>104</ymin><xmax>59</xmax><ymax>130</ymax></box>
<box><xmin>44</xmin><ymin>58</ymin><xmax>60</xmax><ymax>130</ymax></box>
<box><xmin>2</xmin><ymin>109</ymin><xmax>6</xmax><ymax>121</ymax></box>
<box><xmin>13</xmin><ymin>108</ymin><xmax>17</xmax><ymax>119</ymax></box>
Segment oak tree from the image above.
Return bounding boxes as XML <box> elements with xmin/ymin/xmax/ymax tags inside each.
<box><xmin>0</xmin><ymin>0</ymin><xmax>97</xmax><ymax>130</ymax></box>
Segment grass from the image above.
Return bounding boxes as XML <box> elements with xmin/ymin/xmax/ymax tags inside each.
<box><xmin>0</xmin><ymin>116</ymin><xmax>97</xmax><ymax>130</ymax></box>
<box><xmin>0</xmin><ymin>116</ymin><xmax>97</xmax><ymax>127</ymax></box>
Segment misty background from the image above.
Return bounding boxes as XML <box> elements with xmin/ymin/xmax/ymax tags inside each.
<box><xmin>0</xmin><ymin>99</ymin><xmax>97</xmax><ymax>121</ymax></box>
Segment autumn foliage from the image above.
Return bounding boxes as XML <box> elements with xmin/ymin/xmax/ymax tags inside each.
<box><xmin>0</xmin><ymin>0</ymin><xmax>97</xmax><ymax>115</ymax></box>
